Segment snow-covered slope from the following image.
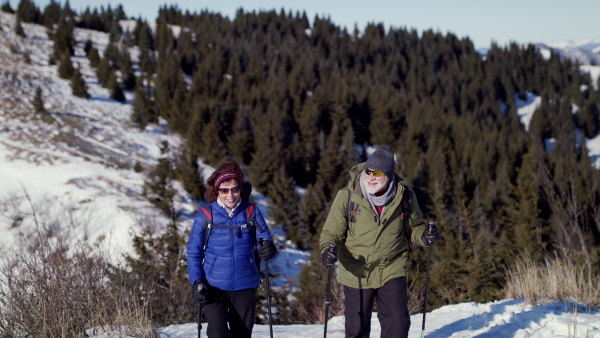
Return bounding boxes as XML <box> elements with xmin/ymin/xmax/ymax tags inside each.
<box><xmin>88</xmin><ymin>298</ymin><xmax>600</xmax><ymax>337</ymax></box>
<box><xmin>0</xmin><ymin>12</ymin><xmax>179</xmax><ymax>254</ymax></box>
<box><xmin>0</xmin><ymin>12</ymin><xmax>308</xmax><ymax>286</ymax></box>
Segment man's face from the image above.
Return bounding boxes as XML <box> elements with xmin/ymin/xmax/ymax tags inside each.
<box><xmin>364</xmin><ymin>168</ymin><xmax>388</xmax><ymax>195</ymax></box>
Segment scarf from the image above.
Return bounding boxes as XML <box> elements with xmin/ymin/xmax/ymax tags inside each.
<box><xmin>217</xmin><ymin>198</ymin><xmax>241</xmax><ymax>218</ymax></box>
<box><xmin>359</xmin><ymin>171</ymin><xmax>397</xmax><ymax>217</ymax></box>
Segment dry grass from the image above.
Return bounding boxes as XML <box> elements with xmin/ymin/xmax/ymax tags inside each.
<box><xmin>0</xmin><ymin>190</ymin><xmax>156</xmax><ymax>337</ymax></box>
<box><xmin>504</xmin><ymin>255</ymin><xmax>600</xmax><ymax>307</ymax></box>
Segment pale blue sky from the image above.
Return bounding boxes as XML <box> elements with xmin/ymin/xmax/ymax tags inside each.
<box><xmin>11</xmin><ymin>0</ymin><xmax>600</xmax><ymax>49</ymax></box>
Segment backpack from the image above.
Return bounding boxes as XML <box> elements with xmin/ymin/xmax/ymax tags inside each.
<box><xmin>197</xmin><ymin>201</ymin><xmax>264</xmax><ymax>271</ymax></box>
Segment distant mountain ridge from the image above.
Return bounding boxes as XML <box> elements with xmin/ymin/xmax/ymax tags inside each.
<box><xmin>477</xmin><ymin>37</ymin><xmax>600</xmax><ymax>66</ymax></box>
<box><xmin>537</xmin><ymin>37</ymin><xmax>600</xmax><ymax>65</ymax></box>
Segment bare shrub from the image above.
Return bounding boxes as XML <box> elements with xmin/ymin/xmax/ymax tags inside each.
<box><xmin>290</xmin><ymin>274</ymin><xmax>344</xmax><ymax>325</ymax></box>
<box><xmin>504</xmin><ymin>255</ymin><xmax>600</xmax><ymax>307</ymax></box>
<box><xmin>0</xmin><ymin>189</ymin><xmax>154</xmax><ymax>337</ymax></box>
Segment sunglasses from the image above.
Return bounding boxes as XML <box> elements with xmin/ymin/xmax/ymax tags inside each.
<box><xmin>365</xmin><ymin>169</ymin><xmax>385</xmax><ymax>177</ymax></box>
<box><xmin>218</xmin><ymin>186</ymin><xmax>241</xmax><ymax>194</ymax></box>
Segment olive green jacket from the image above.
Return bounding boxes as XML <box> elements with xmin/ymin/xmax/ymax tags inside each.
<box><xmin>319</xmin><ymin>162</ymin><xmax>427</xmax><ymax>289</ymax></box>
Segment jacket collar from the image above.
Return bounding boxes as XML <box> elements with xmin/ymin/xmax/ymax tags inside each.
<box><xmin>214</xmin><ymin>198</ymin><xmax>250</xmax><ymax>218</ymax></box>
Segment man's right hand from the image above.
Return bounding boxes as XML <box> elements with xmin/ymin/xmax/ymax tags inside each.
<box><xmin>192</xmin><ymin>279</ymin><xmax>209</xmax><ymax>304</ymax></box>
<box><xmin>321</xmin><ymin>245</ymin><xmax>338</xmax><ymax>266</ymax></box>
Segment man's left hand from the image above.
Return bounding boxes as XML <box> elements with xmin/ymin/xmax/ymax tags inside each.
<box><xmin>422</xmin><ymin>222</ymin><xmax>441</xmax><ymax>245</ymax></box>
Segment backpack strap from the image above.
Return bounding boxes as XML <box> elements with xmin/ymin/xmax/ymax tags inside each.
<box><xmin>200</xmin><ymin>204</ymin><xmax>213</xmax><ymax>251</ymax></box>
<box><xmin>346</xmin><ymin>192</ymin><xmax>360</xmax><ymax>225</ymax></box>
<box><xmin>202</xmin><ymin>203</ymin><xmax>262</xmax><ymax>251</ymax></box>
<box><xmin>400</xmin><ymin>187</ymin><xmax>411</xmax><ymax>224</ymax></box>
<box><xmin>246</xmin><ymin>204</ymin><xmax>263</xmax><ymax>233</ymax></box>
<box><xmin>400</xmin><ymin>186</ymin><xmax>413</xmax><ymax>245</ymax></box>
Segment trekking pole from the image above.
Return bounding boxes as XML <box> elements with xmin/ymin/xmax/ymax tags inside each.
<box><xmin>324</xmin><ymin>243</ymin><xmax>335</xmax><ymax>338</ymax></box>
<box><xmin>197</xmin><ymin>303</ymin><xmax>203</xmax><ymax>338</ymax></box>
<box><xmin>421</xmin><ymin>223</ymin><xmax>435</xmax><ymax>338</ymax></box>
<box><xmin>258</xmin><ymin>239</ymin><xmax>274</xmax><ymax>338</ymax></box>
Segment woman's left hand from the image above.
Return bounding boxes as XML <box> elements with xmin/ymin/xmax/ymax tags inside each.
<box><xmin>258</xmin><ymin>240</ymin><xmax>276</xmax><ymax>260</ymax></box>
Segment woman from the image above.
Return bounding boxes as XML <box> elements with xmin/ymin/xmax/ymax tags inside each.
<box><xmin>187</xmin><ymin>156</ymin><xmax>278</xmax><ymax>338</ymax></box>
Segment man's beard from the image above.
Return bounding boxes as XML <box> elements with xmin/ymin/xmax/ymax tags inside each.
<box><xmin>366</xmin><ymin>180</ymin><xmax>387</xmax><ymax>195</ymax></box>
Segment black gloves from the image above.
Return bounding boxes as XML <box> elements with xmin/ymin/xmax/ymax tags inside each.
<box><xmin>321</xmin><ymin>245</ymin><xmax>338</xmax><ymax>267</ymax></box>
<box><xmin>258</xmin><ymin>240</ymin><xmax>277</xmax><ymax>261</ymax></box>
<box><xmin>192</xmin><ymin>279</ymin><xmax>209</xmax><ymax>304</ymax></box>
<box><xmin>421</xmin><ymin>222</ymin><xmax>441</xmax><ymax>245</ymax></box>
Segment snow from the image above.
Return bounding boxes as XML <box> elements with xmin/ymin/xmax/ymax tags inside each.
<box><xmin>87</xmin><ymin>299</ymin><xmax>600</xmax><ymax>337</ymax></box>
<box><xmin>516</xmin><ymin>92</ymin><xmax>542</xmax><ymax>131</ymax></box>
<box><xmin>515</xmin><ymin>91</ymin><xmax>600</xmax><ymax>169</ymax></box>
<box><xmin>581</xmin><ymin>65</ymin><xmax>600</xmax><ymax>90</ymax></box>
<box><xmin>2</xmin><ymin>11</ymin><xmax>600</xmax><ymax>338</ymax></box>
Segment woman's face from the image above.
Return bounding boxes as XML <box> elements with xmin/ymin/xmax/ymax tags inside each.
<box><xmin>217</xmin><ymin>179</ymin><xmax>241</xmax><ymax>209</ymax></box>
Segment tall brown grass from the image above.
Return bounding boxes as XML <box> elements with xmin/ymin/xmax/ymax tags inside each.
<box><xmin>504</xmin><ymin>255</ymin><xmax>600</xmax><ymax>307</ymax></box>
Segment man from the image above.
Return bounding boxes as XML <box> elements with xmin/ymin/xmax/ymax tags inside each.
<box><xmin>319</xmin><ymin>145</ymin><xmax>441</xmax><ymax>338</ymax></box>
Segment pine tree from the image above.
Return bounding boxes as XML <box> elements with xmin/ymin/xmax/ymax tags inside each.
<box><xmin>51</xmin><ymin>14</ymin><xmax>75</xmax><ymax>60</ymax></box>
<box><xmin>57</xmin><ymin>49</ymin><xmax>74</xmax><ymax>79</ymax></box>
<box><xmin>87</xmin><ymin>46</ymin><xmax>100</xmax><ymax>67</ymax></box>
<box><xmin>197</xmin><ymin>118</ymin><xmax>226</xmax><ymax>165</ymax></box>
<box><xmin>154</xmin><ymin>53</ymin><xmax>187</xmax><ymax>131</ymax></box>
<box><xmin>121</xmin><ymin>142</ymin><xmax>196</xmax><ymax>325</ymax></box>
<box><xmin>176</xmin><ymin>150</ymin><xmax>205</xmax><ymax>201</ymax></box>
<box><xmin>83</xmin><ymin>39</ymin><xmax>92</xmax><ymax>56</ymax></box>
<box><xmin>95</xmin><ymin>56</ymin><xmax>111</xmax><ymax>87</ymax></box>
<box><xmin>578</xmin><ymin>101</ymin><xmax>599</xmax><ymax>138</ymax></box>
<box><xmin>31</xmin><ymin>86</ymin><xmax>46</xmax><ymax>114</ymax></box>
<box><xmin>132</xmin><ymin>76</ymin><xmax>157</xmax><ymax>129</ymax></box>
<box><xmin>16</xmin><ymin>0</ymin><xmax>41</xmax><ymax>23</ymax></box>
<box><xmin>70</xmin><ymin>64</ymin><xmax>89</xmax><ymax>99</ymax></box>
<box><xmin>41</xmin><ymin>0</ymin><xmax>61</xmax><ymax>29</ymax></box>
<box><xmin>1</xmin><ymin>0</ymin><xmax>14</xmax><ymax>13</ymax></box>
<box><xmin>108</xmin><ymin>20</ymin><xmax>122</xmax><ymax>43</ymax></box>
<box><xmin>14</xmin><ymin>14</ymin><xmax>25</xmax><ymax>37</ymax></box>
<box><xmin>501</xmin><ymin>151</ymin><xmax>545</xmax><ymax>260</ymax></box>
<box><xmin>315</xmin><ymin>104</ymin><xmax>356</xmax><ymax>200</ymax></box>
<box><xmin>119</xmin><ymin>48</ymin><xmax>136</xmax><ymax>91</ymax></box>
<box><xmin>267</xmin><ymin>166</ymin><xmax>303</xmax><ymax>247</ymax></box>
<box><xmin>108</xmin><ymin>73</ymin><xmax>125</xmax><ymax>103</ymax></box>
<box><xmin>144</xmin><ymin>141</ymin><xmax>176</xmax><ymax>216</ymax></box>
<box><xmin>227</xmin><ymin>106</ymin><xmax>255</xmax><ymax>165</ymax></box>
<box><xmin>248</xmin><ymin>117</ymin><xmax>283</xmax><ymax>194</ymax></box>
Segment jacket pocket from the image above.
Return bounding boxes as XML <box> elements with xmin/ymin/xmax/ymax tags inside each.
<box><xmin>204</xmin><ymin>255</ymin><xmax>218</xmax><ymax>275</ymax></box>
<box><xmin>249</xmin><ymin>255</ymin><xmax>259</xmax><ymax>274</ymax></box>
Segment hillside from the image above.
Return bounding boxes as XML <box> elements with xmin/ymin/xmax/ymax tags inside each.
<box><xmin>1</xmin><ymin>4</ymin><xmax>600</xmax><ymax>334</ymax></box>
<box><xmin>0</xmin><ymin>11</ymin><xmax>182</xmax><ymax>253</ymax></box>
<box><xmin>0</xmin><ymin>10</ymin><xmax>306</xmax><ymax>287</ymax></box>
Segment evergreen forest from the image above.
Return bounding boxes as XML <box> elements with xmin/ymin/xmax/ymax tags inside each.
<box><xmin>4</xmin><ymin>0</ymin><xmax>600</xmax><ymax>327</ymax></box>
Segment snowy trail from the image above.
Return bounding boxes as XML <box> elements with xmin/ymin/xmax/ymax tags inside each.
<box><xmin>89</xmin><ymin>299</ymin><xmax>600</xmax><ymax>337</ymax></box>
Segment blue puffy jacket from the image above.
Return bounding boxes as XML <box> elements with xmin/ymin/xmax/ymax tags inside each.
<box><xmin>186</xmin><ymin>199</ymin><xmax>277</xmax><ymax>291</ymax></box>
